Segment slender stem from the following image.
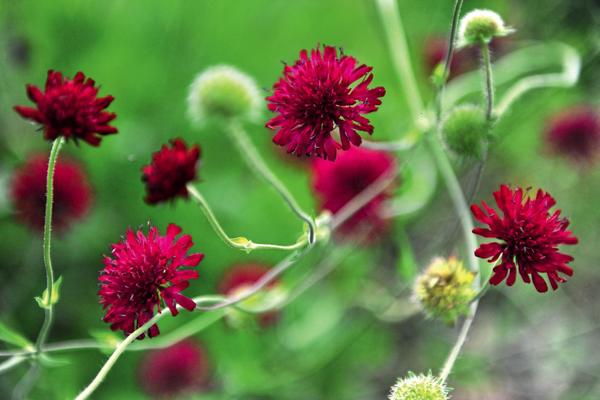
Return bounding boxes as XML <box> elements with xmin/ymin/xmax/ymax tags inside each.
<box><xmin>375</xmin><ymin>0</ymin><xmax>425</xmax><ymax>123</ymax></box>
<box><xmin>227</xmin><ymin>119</ymin><xmax>316</xmax><ymax>244</ymax></box>
<box><xmin>187</xmin><ymin>184</ymin><xmax>307</xmax><ymax>252</ymax></box>
<box><xmin>481</xmin><ymin>42</ymin><xmax>495</xmax><ymax>120</ymax></box>
<box><xmin>0</xmin><ymin>356</ymin><xmax>25</xmax><ymax>374</ymax></box>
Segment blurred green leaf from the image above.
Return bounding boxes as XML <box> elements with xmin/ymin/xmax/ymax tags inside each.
<box><xmin>0</xmin><ymin>320</ymin><xmax>32</xmax><ymax>349</ymax></box>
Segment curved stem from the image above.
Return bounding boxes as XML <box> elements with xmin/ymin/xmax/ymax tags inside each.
<box><xmin>481</xmin><ymin>42</ymin><xmax>495</xmax><ymax>120</ymax></box>
<box><xmin>187</xmin><ymin>184</ymin><xmax>307</xmax><ymax>252</ymax></box>
<box><xmin>375</xmin><ymin>0</ymin><xmax>425</xmax><ymax>124</ymax></box>
<box><xmin>0</xmin><ymin>356</ymin><xmax>25</xmax><ymax>374</ymax></box>
<box><xmin>227</xmin><ymin>119</ymin><xmax>316</xmax><ymax>244</ymax></box>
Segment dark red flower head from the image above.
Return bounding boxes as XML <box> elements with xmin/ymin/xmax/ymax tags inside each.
<box><xmin>14</xmin><ymin>70</ymin><xmax>117</xmax><ymax>146</ymax></box>
<box><xmin>219</xmin><ymin>263</ymin><xmax>280</xmax><ymax>327</ymax></box>
<box><xmin>311</xmin><ymin>147</ymin><xmax>396</xmax><ymax>241</ymax></box>
<box><xmin>266</xmin><ymin>45</ymin><xmax>385</xmax><ymax>161</ymax></box>
<box><xmin>142</xmin><ymin>138</ymin><xmax>201</xmax><ymax>204</ymax></box>
<box><xmin>139</xmin><ymin>339</ymin><xmax>209</xmax><ymax>397</ymax></box>
<box><xmin>471</xmin><ymin>185</ymin><xmax>578</xmax><ymax>293</ymax></box>
<box><xmin>423</xmin><ymin>36</ymin><xmax>471</xmax><ymax>80</ymax></box>
<box><xmin>544</xmin><ymin>106</ymin><xmax>600</xmax><ymax>165</ymax></box>
<box><xmin>10</xmin><ymin>154</ymin><xmax>92</xmax><ymax>233</ymax></box>
<box><xmin>99</xmin><ymin>224</ymin><xmax>203</xmax><ymax>338</ymax></box>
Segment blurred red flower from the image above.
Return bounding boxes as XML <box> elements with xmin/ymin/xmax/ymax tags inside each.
<box><xmin>544</xmin><ymin>106</ymin><xmax>600</xmax><ymax>165</ymax></box>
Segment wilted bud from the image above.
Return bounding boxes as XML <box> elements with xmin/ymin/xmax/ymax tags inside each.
<box><xmin>389</xmin><ymin>372</ymin><xmax>450</xmax><ymax>400</ymax></box>
<box><xmin>414</xmin><ymin>257</ymin><xmax>476</xmax><ymax>325</ymax></box>
<box><xmin>187</xmin><ymin>65</ymin><xmax>262</xmax><ymax>124</ymax></box>
<box><xmin>458</xmin><ymin>9</ymin><xmax>514</xmax><ymax>47</ymax></box>
<box><xmin>442</xmin><ymin>104</ymin><xmax>491</xmax><ymax>159</ymax></box>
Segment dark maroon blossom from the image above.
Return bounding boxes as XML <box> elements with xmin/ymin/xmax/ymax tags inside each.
<box><xmin>219</xmin><ymin>263</ymin><xmax>280</xmax><ymax>327</ymax></box>
<box><xmin>10</xmin><ymin>154</ymin><xmax>91</xmax><ymax>233</ymax></box>
<box><xmin>423</xmin><ymin>36</ymin><xmax>471</xmax><ymax>80</ymax></box>
<box><xmin>99</xmin><ymin>224</ymin><xmax>203</xmax><ymax>338</ymax></box>
<box><xmin>311</xmin><ymin>147</ymin><xmax>396</xmax><ymax>241</ymax></box>
<box><xmin>142</xmin><ymin>138</ymin><xmax>201</xmax><ymax>204</ymax></box>
<box><xmin>139</xmin><ymin>340</ymin><xmax>209</xmax><ymax>397</ymax></box>
<box><xmin>544</xmin><ymin>106</ymin><xmax>600</xmax><ymax>165</ymax></box>
<box><xmin>14</xmin><ymin>70</ymin><xmax>117</xmax><ymax>146</ymax></box>
<box><xmin>266</xmin><ymin>45</ymin><xmax>385</xmax><ymax>161</ymax></box>
<box><xmin>471</xmin><ymin>185</ymin><xmax>578</xmax><ymax>293</ymax></box>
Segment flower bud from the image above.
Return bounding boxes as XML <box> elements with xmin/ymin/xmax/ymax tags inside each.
<box><xmin>187</xmin><ymin>65</ymin><xmax>262</xmax><ymax>124</ymax></box>
<box><xmin>414</xmin><ymin>257</ymin><xmax>476</xmax><ymax>325</ymax></box>
<box><xmin>441</xmin><ymin>104</ymin><xmax>491</xmax><ymax>159</ymax></box>
<box><xmin>389</xmin><ymin>372</ymin><xmax>450</xmax><ymax>400</ymax></box>
<box><xmin>458</xmin><ymin>9</ymin><xmax>514</xmax><ymax>47</ymax></box>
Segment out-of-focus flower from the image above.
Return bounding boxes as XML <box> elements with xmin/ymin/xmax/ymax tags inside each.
<box><xmin>187</xmin><ymin>65</ymin><xmax>262</xmax><ymax>124</ymax></box>
<box><xmin>10</xmin><ymin>154</ymin><xmax>92</xmax><ymax>233</ymax></box>
<box><xmin>389</xmin><ymin>372</ymin><xmax>450</xmax><ymax>400</ymax></box>
<box><xmin>471</xmin><ymin>185</ymin><xmax>577</xmax><ymax>292</ymax></box>
<box><xmin>14</xmin><ymin>70</ymin><xmax>117</xmax><ymax>145</ymax></box>
<box><xmin>99</xmin><ymin>224</ymin><xmax>203</xmax><ymax>338</ymax></box>
<box><xmin>142</xmin><ymin>138</ymin><xmax>201</xmax><ymax>204</ymax></box>
<box><xmin>311</xmin><ymin>147</ymin><xmax>396</xmax><ymax>242</ymax></box>
<box><xmin>414</xmin><ymin>257</ymin><xmax>476</xmax><ymax>325</ymax></box>
<box><xmin>423</xmin><ymin>36</ymin><xmax>471</xmax><ymax>80</ymax></box>
<box><xmin>458</xmin><ymin>9</ymin><xmax>514</xmax><ymax>47</ymax></box>
<box><xmin>139</xmin><ymin>340</ymin><xmax>210</xmax><ymax>398</ymax></box>
<box><xmin>266</xmin><ymin>45</ymin><xmax>385</xmax><ymax>161</ymax></box>
<box><xmin>544</xmin><ymin>106</ymin><xmax>600</xmax><ymax>165</ymax></box>
<box><xmin>442</xmin><ymin>104</ymin><xmax>491</xmax><ymax>159</ymax></box>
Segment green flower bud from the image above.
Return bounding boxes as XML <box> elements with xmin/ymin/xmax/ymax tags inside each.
<box><xmin>458</xmin><ymin>9</ymin><xmax>514</xmax><ymax>47</ymax></box>
<box><xmin>187</xmin><ymin>65</ymin><xmax>262</xmax><ymax>124</ymax></box>
<box><xmin>389</xmin><ymin>372</ymin><xmax>450</xmax><ymax>400</ymax></box>
<box><xmin>414</xmin><ymin>257</ymin><xmax>476</xmax><ymax>325</ymax></box>
<box><xmin>441</xmin><ymin>104</ymin><xmax>491</xmax><ymax>159</ymax></box>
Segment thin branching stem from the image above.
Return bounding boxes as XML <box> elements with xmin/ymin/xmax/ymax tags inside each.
<box><xmin>481</xmin><ymin>42</ymin><xmax>495</xmax><ymax>120</ymax></box>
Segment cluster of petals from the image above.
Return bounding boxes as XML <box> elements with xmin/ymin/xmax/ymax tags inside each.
<box><xmin>266</xmin><ymin>45</ymin><xmax>385</xmax><ymax>161</ymax></box>
<box><xmin>544</xmin><ymin>106</ymin><xmax>600</xmax><ymax>165</ymax></box>
<box><xmin>99</xmin><ymin>224</ymin><xmax>203</xmax><ymax>338</ymax></box>
<box><xmin>471</xmin><ymin>185</ymin><xmax>577</xmax><ymax>292</ymax></box>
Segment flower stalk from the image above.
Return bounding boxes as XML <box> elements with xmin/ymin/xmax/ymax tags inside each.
<box><xmin>481</xmin><ymin>42</ymin><xmax>495</xmax><ymax>120</ymax></box>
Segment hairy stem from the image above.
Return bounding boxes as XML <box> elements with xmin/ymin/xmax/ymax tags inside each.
<box><xmin>481</xmin><ymin>42</ymin><xmax>495</xmax><ymax>120</ymax></box>
<box><xmin>227</xmin><ymin>119</ymin><xmax>316</xmax><ymax>244</ymax></box>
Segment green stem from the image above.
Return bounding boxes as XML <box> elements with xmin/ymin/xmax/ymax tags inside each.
<box><xmin>227</xmin><ymin>119</ymin><xmax>316</xmax><ymax>244</ymax></box>
<box><xmin>481</xmin><ymin>42</ymin><xmax>495</xmax><ymax>120</ymax></box>
<box><xmin>375</xmin><ymin>0</ymin><xmax>425</xmax><ymax>124</ymax></box>
<box><xmin>187</xmin><ymin>184</ymin><xmax>307</xmax><ymax>252</ymax></box>
<box><xmin>36</xmin><ymin>137</ymin><xmax>64</xmax><ymax>352</ymax></box>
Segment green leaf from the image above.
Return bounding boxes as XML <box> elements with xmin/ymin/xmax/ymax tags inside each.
<box><xmin>35</xmin><ymin>276</ymin><xmax>63</xmax><ymax>309</ymax></box>
<box><xmin>396</xmin><ymin>228</ymin><xmax>418</xmax><ymax>281</ymax></box>
<box><xmin>39</xmin><ymin>353</ymin><xmax>70</xmax><ymax>368</ymax></box>
<box><xmin>89</xmin><ymin>330</ymin><xmax>121</xmax><ymax>355</ymax></box>
<box><xmin>0</xmin><ymin>320</ymin><xmax>32</xmax><ymax>349</ymax></box>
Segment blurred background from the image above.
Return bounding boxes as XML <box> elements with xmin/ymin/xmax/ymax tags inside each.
<box><xmin>0</xmin><ymin>0</ymin><xmax>599</xmax><ymax>399</ymax></box>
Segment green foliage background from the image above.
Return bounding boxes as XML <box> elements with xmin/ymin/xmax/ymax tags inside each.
<box><xmin>0</xmin><ymin>0</ymin><xmax>598</xmax><ymax>399</ymax></box>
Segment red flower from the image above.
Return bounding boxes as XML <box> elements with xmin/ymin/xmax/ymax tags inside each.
<box><xmin>10</xmin><ymin>154</ymin><xmax>92</xmax><ymax>233</ymax></box>
<box><xmin>14</xmin><ymin>70</ymin><xmax>117</xmax><ymax>146</ymax></box>
<box><xmin>99</xmin><ymin>224</ymin><xmax>203</xmax><ymax>338</ymax></box>
<box><xmin>423</xmin><ymin>36</ymin><xmax>471</xmax><ymax>80</ymax></box>
<box><xmin>544</xmin><ymin>106</ymin><xmax>600</xmax><ymax>165</ymax></box>
<box><xmin>142</xmin><ymin>138</ymin><xmax>201</xmax><ymax>204</ymax></box>
<box><xmin>139</xmin><ymin>340</ymin><xmax>209</xmax><ymax>397</ymax></box>
<box><xmin>266</xmin><ymin>45</ymin><xmax>385</xmax><ymax>161</ymax></box>
<box><xmin>471</xmin><ymin>185</ymin><xmax>578</xmax><ymax>292</ymax></box>
<box><xmin>219</xmin><ymin>263</ymin><xmax>280</xmax><ymax>327</ymax></box>
<box><xmin>311</xmin><ymin>147</ymin><xmax>396</xmax><ymax>241</ymax></box>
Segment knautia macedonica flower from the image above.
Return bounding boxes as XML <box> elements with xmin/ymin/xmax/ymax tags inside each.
<box><xmin>442</xmin><ymin>104</ymin><xmax>491</xmax><ymax>159</ymax></box>
<box><xmin>142</xmin><ymin>138</ymin><xmax>201</xmax><ymax>204</ymax></box>
<box><xmin>99</xmin><ymin>224</ymin><xmax>203</xmax><ymax>338</ymax></box>
<box><xmin>458</xmin><ymin>9</ymin><xmax>514</xmax><ymax>47</ymax></box>
<box><xmin>471</xmin><ymin>185</ymin><xmax>578</xmax><ymax>292</ymax></box>
<box><xmin>187</xmin><ymin>65</ymin><xmax>262</xmax><ymax>124</ymax></box>
<box><xmin>266</xmin><ymin>45</ymin><xmax>385</xmax><ymax>161</ymax></box>
<box><xmin>311</xmin><ymin>147</ymin><xmax>396</xmax><ymax>241</ymax></box>
<box><xmin>423</xmin><ymin>36</ymin><xmax>471</xmax><ymax>80</ymax></box>
<box><xmin>414</xmin><ymin>257</ymin><xmax>476</xmax><ymax>325</ymax></box>
<box><xmin>139</xmin><ymin>340</ymin><xmax>209</xmax><ymax>397</ymax></box>
<box><xmin>544</xmin><ymin>106</ymin><xmax>600</xmax><ymax>165</ymax></box>
<box><xmin>10</xmin><ymin>154</ymin><xmax>92</xmax><ymax>233</ymax></box>
<box><xmin>389</xmin><ymin>372</ymin><xmax>450</xmax><ymax>400</ymax></box>
<box><xmin>14</xmin><ymin>70</ymin><xmax>117</xmax><ymax>145</ymax></box>
<box><xmin>218</xmin><ymin>263</ymin><xmax>282</xmax><ymax>328</ymax></box>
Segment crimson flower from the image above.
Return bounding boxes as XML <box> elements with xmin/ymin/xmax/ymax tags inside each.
<box><xmin>10</xmin><ymin>154</ymin><xmax>91</xmax><ymax>233</ymax></box>
<box><xmin>139</xmin><ymin>340</ymin><xmax>210</xmax><ymax>397</ymax></box>
<box><xmin>14</xmin><ymin>70</ymin><xmax>117</xmax><ymax>145</ymax></box>
<box><xmin>142</xmin><ymin>138</ymin><xmax>201</xmax><ymax>204</ymax></box>
<box><xmin>99</xmin><ymin>224</ymin><xmax>203</xmax><ymax>338</ymax></box>
<box><xmin>219</xmin><ymin>263</ymin><xmax>280</xmax><ymax>327</ymax></box>
<box><xmin>311</xmin><ymin>147</ymin><xmax>396</xmax><ymax>241</ymax></box>
<box><xmin>471</xmin><ymin>185</ymin><xmax>578</xmax><ymax>292</ymax></box>
<box><xmin>266</xmin><ymin>45</ymin><xmax>385</xmax><ymax>161</ymax></box>
<box><xmin>423</xmin><ymin>36</ymin><xmax>471</xmax><ymax>80</ymax></box>
<box><xmin>544</xmin><ymin>106</ymin><xmax>600</xmax><ymax>165</ymax></box>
